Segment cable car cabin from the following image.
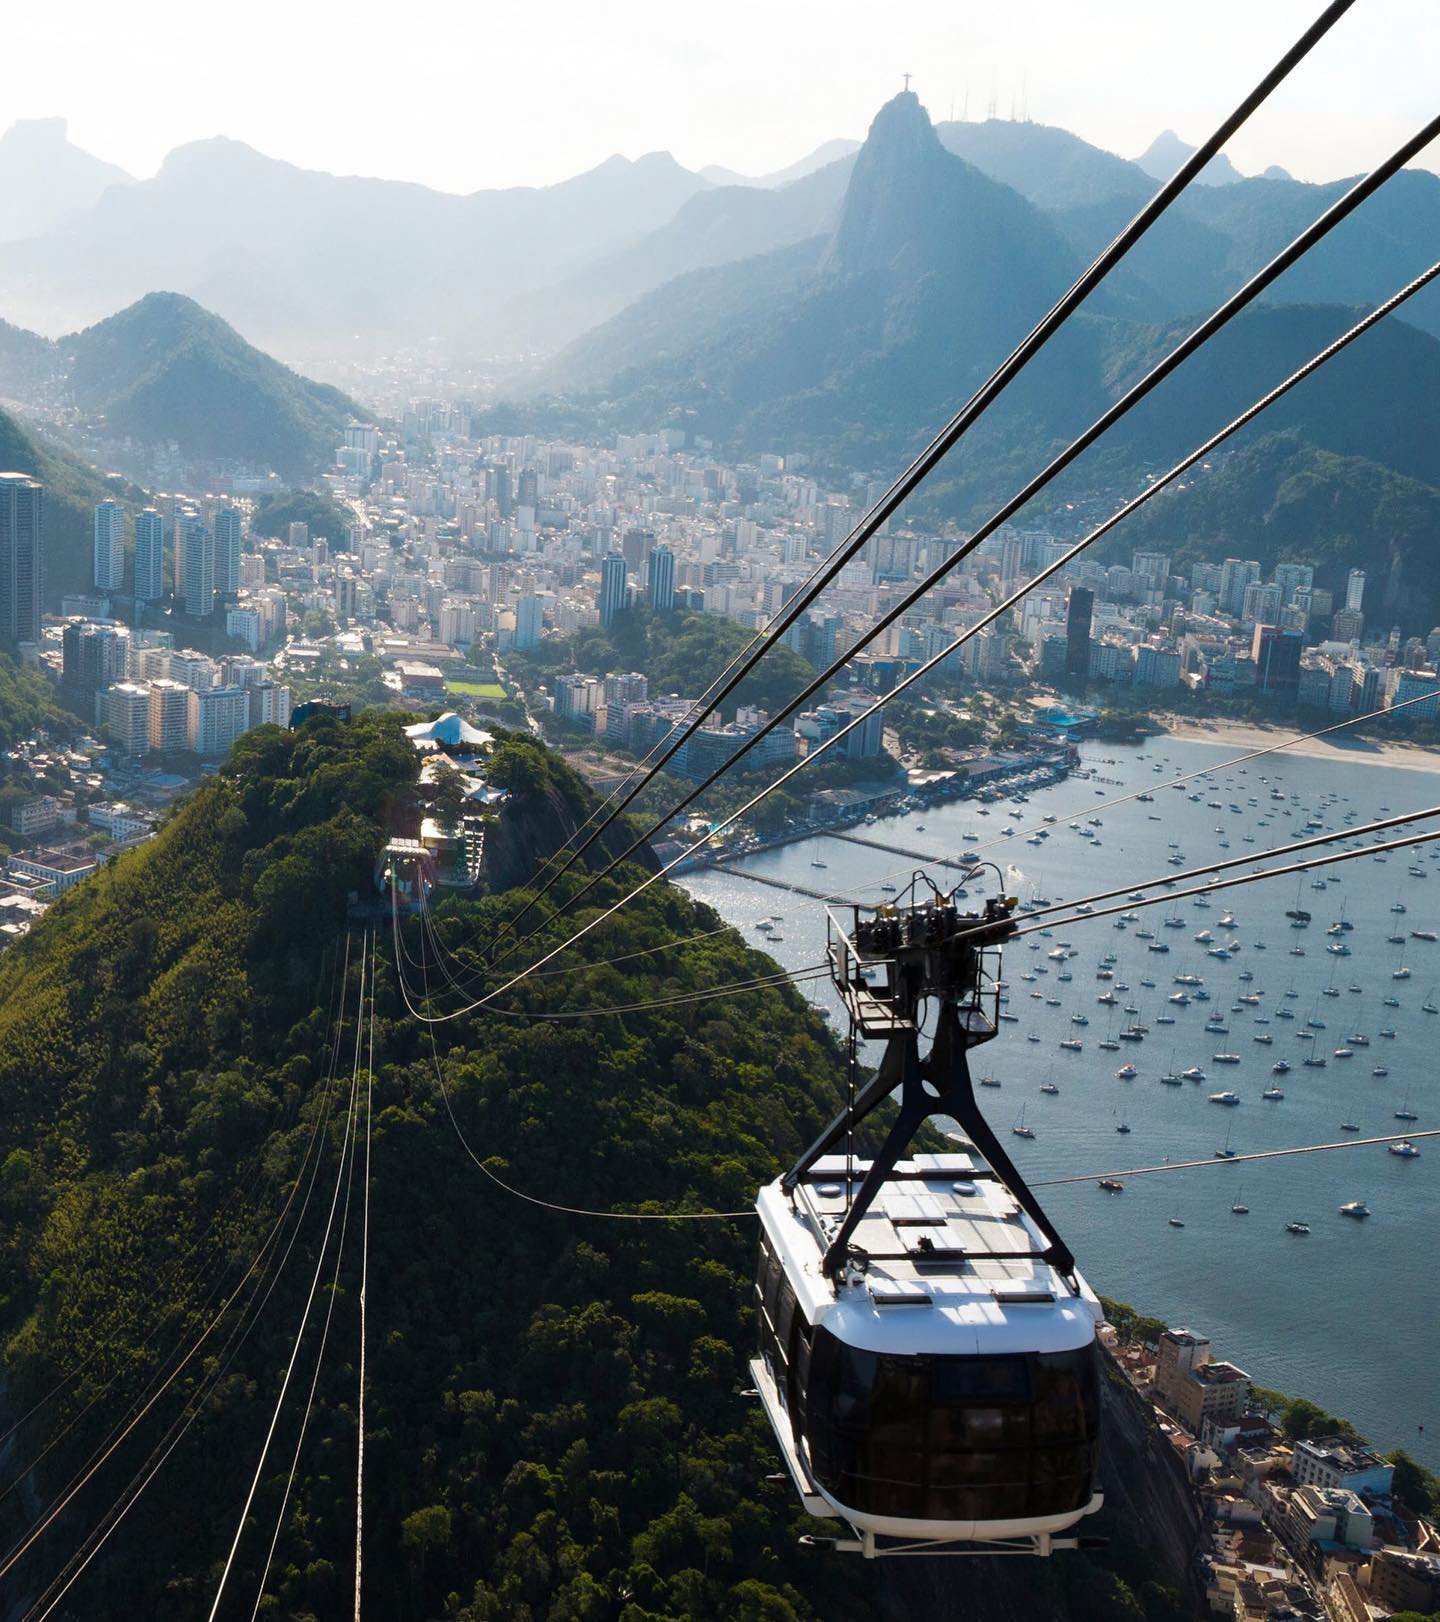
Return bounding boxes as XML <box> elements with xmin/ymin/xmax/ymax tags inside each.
<box><xmin>752</xmin><ymin>1149</ymin><xmax>1104</xmax><ymax>1555</ymax></box>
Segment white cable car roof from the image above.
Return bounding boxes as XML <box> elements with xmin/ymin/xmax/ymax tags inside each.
<box><xmin>758</xmin><ymin>1151</ymin><xmax>1101</xmax><ymax>1359</ymax></box>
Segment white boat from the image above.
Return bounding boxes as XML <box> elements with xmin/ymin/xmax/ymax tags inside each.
<box><xmin>1209</xmin><ymin>1091</ymin><xmax>1241</xmax><ymax>1105</ymax></box>
<box><xmin>1390</xmin><ymin>1140</ymin><xmax>1421</xmax><ymax>1157</ymax></box>
<box><xmin>1339</xmin><ymin>1201</ymin><xmax>1370</xmax><ymax>1219</ymax></box>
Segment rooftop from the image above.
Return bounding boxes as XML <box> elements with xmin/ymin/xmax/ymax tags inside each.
<box><xmin>758</xmin><ymin>1150</ymin><xmax>1101</xmax><ymax>1358</ymax></box>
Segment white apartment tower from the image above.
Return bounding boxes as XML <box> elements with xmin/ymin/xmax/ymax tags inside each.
<box><xmin>133</xmin><ymin>508</ymin><xmax>165</xmax><ymax>601</ymax></box>
<box><xmin>93</xmin><ymin>501</ymin><xmax>124</xmax><ymax>592</ymax></box>
<box><xmin>215</xmin><ymin>506</ymin><xmax>244</xmax><ymax>596</ymax></box>
<box><xmin>148</xmin><ymin>679</ymin><xmax>192</xmax><ymax>752</ymax></box>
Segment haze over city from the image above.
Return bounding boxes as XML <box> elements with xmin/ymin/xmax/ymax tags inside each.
<box><xmin>5</xmin><ymin>0</ymin><xmax>1439</xmax><ymax>189</ymax></box>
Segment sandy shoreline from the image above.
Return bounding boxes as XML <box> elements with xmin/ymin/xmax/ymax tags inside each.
<box><xmin>1157</xmin><ymin>718</ymin><xmax>1440</xmax><ymax>775</ymax></box>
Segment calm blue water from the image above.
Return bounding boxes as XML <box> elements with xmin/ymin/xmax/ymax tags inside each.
<box><xmin>681</xmin><ymin>736</ymin><xmax>1440</xmax><ymax>1466</ymax></box>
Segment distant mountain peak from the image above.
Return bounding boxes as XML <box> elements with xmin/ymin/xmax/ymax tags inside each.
<box><xmin>3</xmin><ymin>116</ymin><xmax>71</xmax><ymax>146</ymax></box>
<box><xmin>864</xmin><ymin>90</ymin><xmax>943</xmax><ymax>158</ymax></box>
<box><xmin>1135</xmin><ymin>128</ymin><xmax>1243</xmax><ymax>186</ymax></box>
<box><xmin>0</xmin><ymin>117</ymin><xmax>133</xmax><ymax>245</ymax></box>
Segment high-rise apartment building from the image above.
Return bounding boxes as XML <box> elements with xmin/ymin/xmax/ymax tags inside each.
<box><xmin>1065</xmin><ymin>587</ymin><xmax>1094</xmax><ymax>678</ymax></box>
<box><xmin>180</xmin><ymin>513</ymin><xmax>215</xmax><ymax>618</ymax></box>
<box><xmin>148</xmin><ymin>679</ymin><xmax>192</xmax><ymax>752</ymax></box>
<box><xmin>1240</xmin><ymin>580</ymin><xmax>1282</xmax><ymax>625</ymax></box>
<box><xmin>0</xmin><ymin>472</ymin><xmax>43</xmax><ymax>644</ymax></box>
<box><xmin>1131</xmin><ymin>551</ymin><xmax>1170</xmax><ymax>592</ymax></box>
<box><xmin>105</xmin><ymin>681</ymin><xmax>153</xmax><ymax>756</ymax></box>
<box><xmin>93</xmin><ymin>500</ymin><xmax>124</xmax><ymax>592</ymax></box>
<box><xmin>1345</xmin><ymin>569</ymin><xmax>1366</xmax><ymax>614</ymax></box>
<box><xmin>1273</xmin><ymin>562</ymin><xmax>1313</xmax><ymax>605</ymax></box>
<box><xmin>215</xmin><ymin>506</ymin><xmax>243</xmax><ymax>596</ymax></box>
<box><xmin>62</xmin><ymin>620</ymin><xmax>130</xmax><ymax>698</ymax></box>
<box><xmin>599</xmin><ymin>552</ymin><xmax>628</xmax><ymax>627</ymax></box>
<box><xmin>187</xmin><ymin>685</ymin><xmax>251</xmax><ymax>756</ymax></box>
<box><xmin>133</xmin><ymin>508</ymin><xmax>165</xmax><ymax>601</ymax></box>
<box><xmin>1219</xmin><ymin>557</ymin><xmax>1260</xmax><ymax>616</ymax></box>
<box><xmin>513</xmin><ymin>594</ymin><xmax>542</xmax><ymax>651</ymax></box>
<box><xmin>1252</xmin><ymin>624</ymin><xmax>1303</xmax><ymax>697</ymax></box>
<box><xmin>647</xmin><ymin>543</ymin><xmax>675</xmax><ymax>613</ymax></box>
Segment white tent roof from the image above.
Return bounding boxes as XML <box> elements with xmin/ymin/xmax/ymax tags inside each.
<box><xmin>404</xmin><ymin>712</ymin><xmax>494</xmax><ymax>749</ymax></box>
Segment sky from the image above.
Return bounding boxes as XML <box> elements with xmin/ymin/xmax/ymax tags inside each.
<box><xmin>4</xmin><ymin>0</ymin><xmax>1437</xmax><ymax>192</ymax></box>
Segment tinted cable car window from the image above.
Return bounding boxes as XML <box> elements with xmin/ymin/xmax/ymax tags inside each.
<box><xmin>802</xmin><ymin>1329</ymin><xmax>1099</xmax><ymax>1523</ymax></box>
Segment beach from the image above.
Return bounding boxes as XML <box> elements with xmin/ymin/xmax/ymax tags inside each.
<box><xmin>1159</xmin><ymin>717</ymin><xmax>1440</xmax><ymax>775</ymax></box>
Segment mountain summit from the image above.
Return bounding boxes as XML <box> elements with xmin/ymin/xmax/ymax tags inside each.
<box><xmin>0</xmin><ymin>117</ymin><xmax>132</xmax><ymax>243</ymax></box>
<box><xmin>1135</xmin><ymin>128</ymin><xmax>1244</xmax><ymax>186</ymax></box>
<box><xmin>61</xmin><ymin>291</ymin><xmax>359</xmax><ymax>479</ymax></box>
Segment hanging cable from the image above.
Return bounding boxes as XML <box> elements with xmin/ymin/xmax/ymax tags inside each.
<box><xmin>354</xmin><ymin>932</ymin><xmax>373</xmax><ymax>1622</ymax></box>
<box><xmin>1004</xmin><ymin>825</ymin><xmax>1440</xmax><ymax>940</ymax></box>
<box><xmin>4</xmin><ymin>935</ymin><xmax>359</xmax><ymax>1592</ymax></box>
<box><xmin>834</xmin><ymin>677</ymin><xmax>1440</xmax><ymax>906</ymax></box>
<box><xmin>1010</xmin><ymin>802</ymin><xmax>1440</xmax><ymax>927</ymax></box>
<box><xmin>489</xmin><ymin>126</ymin><xmax>1440</xmax><ymax>976</ymax></box>
<box><xmin>207</xmin><ymin>933</ymin><xmax>370</xmax><ymax>1622</ymax></box>
<box><xmin>481</xmin><ymin>0</ymin><xmax>1358</xmax><ymax>956</ymax></box>
<box><xmin>250</xmin><ymin>940</ymin><xmax>369</xmax><ymax>1621</ymax></box>
<box><xmin>420</xmin><ymin>909</ymin><xmax>738</xmax><ymax>1000</ymax></box>
<box><xmin>1032</xmin><ymin>1130</ymin><xmax>1440</xmax><ymax>1188</ymax></box>
<box><xmin>405</xmin><ymin>904</ymin><xmax>755</xmax><ymax>1221</ymax></box>
<box><xmin>396</xmin><ymin>870</ymin><xmax>827</xmax><ymax>1023</ymax></box>
<box><xmin>0</xmin><ymin>942</ymin><xmax>345</xmax><ymax>1470</ymax></box>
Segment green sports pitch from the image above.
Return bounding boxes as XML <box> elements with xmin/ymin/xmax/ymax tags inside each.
<box><xmin>447</xmin><ymin>679</ymin><xmax>507</xmax><ymax>700</ymax></box>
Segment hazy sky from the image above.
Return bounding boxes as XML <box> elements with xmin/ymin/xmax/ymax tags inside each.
<box><xmin>5</xmin><ymin>0</ymin><xmax>1437</xmax><ymax>191</ymax></box>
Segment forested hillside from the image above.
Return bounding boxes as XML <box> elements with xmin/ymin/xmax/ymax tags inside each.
<box><xmin>61</xmin><ymin>293</ymin><xmax>360</xmax><ymax>480</ymax></box>
<box><xmin>0</xmin><ymin>715</ymin><xmax>1196</xmax><ymax>1619</ymax></box>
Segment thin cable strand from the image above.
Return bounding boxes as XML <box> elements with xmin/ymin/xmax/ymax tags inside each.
<box><xmin>206</xmin><ymin>935</ymin><xmax>370</xmax><ymax>1622</ymax></box>
<box><xmin>7</xmin><ymin>937</ymin><xmax>358</xmax><ymax>1595</ymax></box>
<box><xmin>1032</xmin><ymin>1131</ymin><xmax>1440</xmax><ymax>1187</ymax></box>
<box><xmin>403</xmin><ymin>898</ymin><xmax>755</xmax><ymax>1220</ymax></box>
<box><xmin>355</xmin><ymin>933</ymin><xmax>373</xmax><ymax>1622</ymax></box>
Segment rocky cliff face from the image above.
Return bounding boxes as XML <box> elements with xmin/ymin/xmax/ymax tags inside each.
<box><xmin>481</xmin><ymin>776</ymin><xmax>658</xmax><ymax>897</ymax></box>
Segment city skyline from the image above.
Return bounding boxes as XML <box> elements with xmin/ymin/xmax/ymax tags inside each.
<box><xmin>4</xmin><ymin>0</ymin><xmax>1439</xmax><ymax>194</ymax></box>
